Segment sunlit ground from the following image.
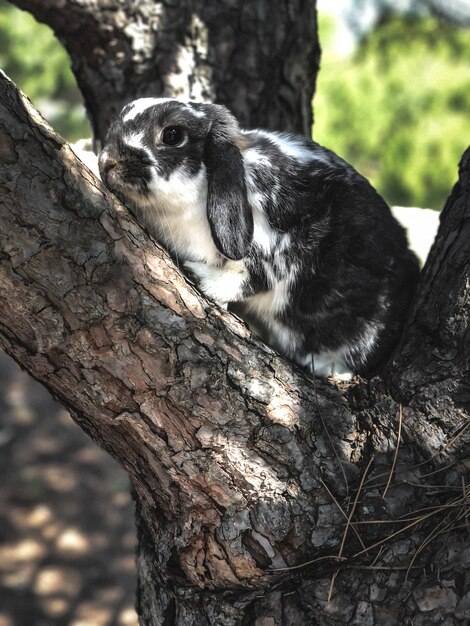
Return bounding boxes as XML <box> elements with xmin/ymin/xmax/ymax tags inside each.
<box><xmin>0</xmin><ymin>353</ymin><xmax>138</xmax><ymax>626</ymax></box>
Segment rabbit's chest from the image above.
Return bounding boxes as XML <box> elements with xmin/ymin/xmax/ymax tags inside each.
<box><xmin>158</xmin><ymin>209</ymin><xmax>221</xmax><ymax>264</ymax></box>
<box><xmin>140</xmin><ymin>204</ymin><xmax>221</xmax><ymax>267</ymax></box>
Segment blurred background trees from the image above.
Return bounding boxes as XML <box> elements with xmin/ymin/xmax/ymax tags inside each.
<box><xmin>0</xmin><ymin>0</ymin><xmax>90</xmax><ymax>139</ymax></box>
<box><xmin>315</xmin><ymin>5</ymin><xmax>470</xmax><ymax>211</ymax></box>
<box><xmin>1</xmin><ymin>0</ymin><xmax>469</xmax><ymax>210</ymax></box>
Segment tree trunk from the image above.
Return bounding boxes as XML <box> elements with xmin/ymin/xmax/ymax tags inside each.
<box><xmin>9</xmin><ymin>0</ymin><xmax>320</xmax><ymax>144</ymax></box>
<box><xmin>0</xmin><ymin>68</ymin><xmax>469</xmax><ymax>625</ymax></box>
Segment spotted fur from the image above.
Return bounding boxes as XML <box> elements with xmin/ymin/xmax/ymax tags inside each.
<box><xmin>99</xmin><ymin>98</ymin><xmax>420</xmax><ymax>379</ymax></box>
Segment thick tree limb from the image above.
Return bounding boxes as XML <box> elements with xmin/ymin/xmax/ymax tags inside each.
<box><xmin>1</xmin><ymin>73</ymin><xmax>469</xmax><ymax>624</ymax></box>
<box><xmin>387</xmin><ymin>150</ymin><xmax>470</xmax><ymax>454</ymax></box>
<box><xmin>0</xmin><ymin>67</ymin><xmax>363</xmax><ymax>591</ymax></box>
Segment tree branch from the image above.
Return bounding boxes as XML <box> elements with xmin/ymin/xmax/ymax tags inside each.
<box><xmin>387</xmin><ymin>147</ymin><xmax>470</xmax><ymax>453</ymax></box>
<box><xmin>0</xmin><ymin>69</ymin><xmax>362</xmax><ymax>583</ymax></box>
<box><xmin>1</xmin><ymin>72</ymin><xmax>469</xmax><ymax>622</ymax></box>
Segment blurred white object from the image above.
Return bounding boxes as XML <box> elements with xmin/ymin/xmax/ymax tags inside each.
<box><xmin>70</xmin><ymin>138</ymin><xmax>100</xmax><ymax>176</ymax></box>
<box><xmin>392</xmin><ymin>206</ymin><xmax>440</xmax><ymax>266</ymax></box>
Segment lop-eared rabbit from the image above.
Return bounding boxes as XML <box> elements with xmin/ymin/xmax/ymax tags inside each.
<box><xmin>99</xmin><ymin>98</ymin><xmax>419</xmax><ymax>380</ymax></box>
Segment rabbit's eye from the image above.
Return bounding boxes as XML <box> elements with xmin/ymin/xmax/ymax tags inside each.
<box><xmin>162</xmin><ymin>126</ymin><xmax>185</xmax><ymax>146</ymax></box>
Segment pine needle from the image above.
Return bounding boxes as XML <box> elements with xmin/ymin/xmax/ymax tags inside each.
<box><xmin>328</xmin><ymin>455</ymin><xmax>374</xmax><ymax>602</ymax></box>
<box><xmin>267</xmin><ymin>554</ymin><xmax>346</xmax><ymax>573</ymax></box>
<box><xmin>320</xmin><ymin>478</ymin><xmax>366</xmax><ymax>549</ymax></box>
<box><xmin>383</xmin><ymin>404</ymin><xmax>403</xmax><ymax>499</ymax></box>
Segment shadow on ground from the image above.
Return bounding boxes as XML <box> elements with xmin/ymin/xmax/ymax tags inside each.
<box><xmin>0</xmin><ymin>352</ymin><xmax>138</xmax><ymax>626</ymax></box>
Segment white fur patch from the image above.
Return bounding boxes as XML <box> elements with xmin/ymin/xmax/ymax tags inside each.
<box><xmin>244</xmin><ymin>154</ymin><xmax>279</xmax><ymax>257</ymax></box>
<box><xmin>148</xmin><ymin>164</ymin><xmax>205</xmax><ymax>215</ymax></box>
<box><xmin>255</xmin><ymin>130</ymin><xmax>331</xmax><ymax>165</ymax></box>
<box><xmin>245</xmin><ymin>278</ymin><xmax>289</xmax><ymax>317</ymax></box>
<box><xmin>252</xmin><ymin>207</ymin><xmax>278</xmax><ymax>255</ymax></box>
<box><xmin>124</xmin><ymin>131</ymin><xmax>148</xmax><ymax>151</ymax></box>
<box><xmin>300</xmin><ymin>320</ymin><xmax>382</xmax><ymax>381</ymax></box>
<box><xmin>243</xmin><ymin>253</ymin><xmax>299</xmax><ymax>358</ymax></box>
<box><xmin>142</xmin><ymin>165</ymin><xmax>221</xmax><ymax>264</ymax></box>
<box><xmin>306</xmin><ymin>351</ymin><xmax>354</xmax><ymax>381</ymax></box>
<box><xmin>262</xmin><ymin>316</ymin><xmax>302</xmax><ymax>358</ymax></box>
<box><xmin>123</xmin><ymin>98</ymin><xmax>206</xmax><ymax>123</ymax></box>
<box><xmin>243</xmin><ymin>147</ymin><xmax>273</xmax><ymax>169</ymax></box>
<box><xmin>186</xmin><ymin>104</ymin><xmax>206</xmax><ymax>118</ymax></box>
<box><xmin>184</xmin><ymin>260</ymin><xmax>248</xmax><ymax>305</ymax></box>
<box><xmin>122</xmin><ymin>98</ymin><xmax>171</xmax><ymax>121</ymax></box>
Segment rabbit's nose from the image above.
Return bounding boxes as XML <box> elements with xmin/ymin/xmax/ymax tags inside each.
<box><xmin>99</xmin><ymin>156</ymin><xmax>119</xmax><ymax>188</ymax></box>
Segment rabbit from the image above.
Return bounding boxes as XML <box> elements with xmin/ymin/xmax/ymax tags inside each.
<box><xmin>98</xmin><ymin>98</ymin><xmax>420</xmax><ymax>380</ymax></box>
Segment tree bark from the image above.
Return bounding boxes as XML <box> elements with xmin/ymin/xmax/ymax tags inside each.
<box><xmin>387</xmin><ymin>149</ymin><xmax>470</xmax><ymax>445</ymax></box>
<box><xmin>9</xmin><ymin>0</ymin><xmax>320</xmax><ymax>144</ymax></box>
<box><xmin>1</xmin><ymin>71</ymin><xmax>469</xmax><ymax>625</ymax></box>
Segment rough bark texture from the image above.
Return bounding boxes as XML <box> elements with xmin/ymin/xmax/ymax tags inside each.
<box><xmin>10</xmin><ymin>0</ymin><xmax>320</xmax><ymax>144</ymax></box>
<box><xmin>1</xmin><ymin>71</ymin><xmax>469</xmax><ymax>625</ymax></box>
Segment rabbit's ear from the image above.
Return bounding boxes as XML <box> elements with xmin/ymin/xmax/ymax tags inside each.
<box><xmin>203</xmin><ymin>109</ymin><xmax>253</xmax><ymax>260</ymax></box>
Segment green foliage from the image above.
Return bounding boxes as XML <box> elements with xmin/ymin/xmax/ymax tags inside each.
<box><xmin>0</xmin><ymin>0</ymin><xmax>90</xmax><ymax>140</ymax></box>
<box><xmin>314</xmin><ymin>13</ymin><xmax>470</xmax><ymax>210</ymax></box>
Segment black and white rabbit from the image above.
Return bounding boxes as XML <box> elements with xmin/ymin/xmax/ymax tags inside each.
<box><xmin>99</xmin><ymin>98</ymin><xmax>420</xmax><ymax>380</ymax></box>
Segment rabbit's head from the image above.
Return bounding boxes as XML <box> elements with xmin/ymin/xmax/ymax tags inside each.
<box><xmin>99</xmin><ymin>98</ymin><xmax>253</xmax><ymax>260</ymax></box>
